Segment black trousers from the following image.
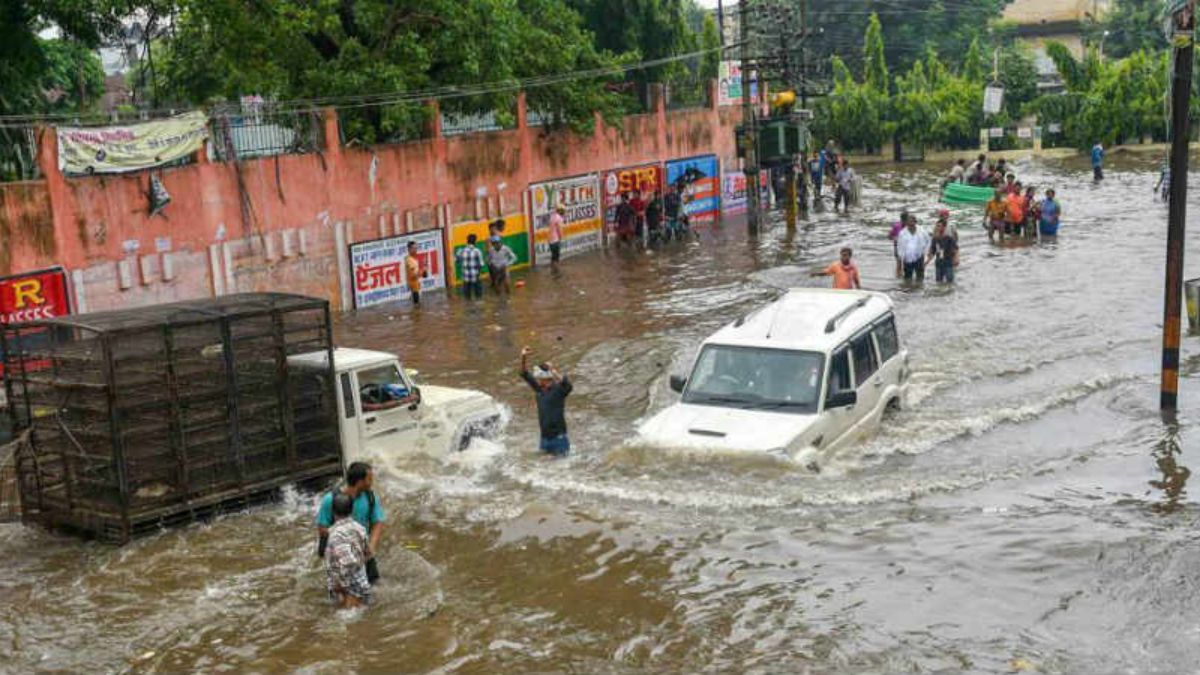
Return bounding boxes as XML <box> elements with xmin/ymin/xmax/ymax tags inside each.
<box><xmin>903</xmin><ymin>259</ymin><xmax>926</xmax><ymax>281</ymax></box>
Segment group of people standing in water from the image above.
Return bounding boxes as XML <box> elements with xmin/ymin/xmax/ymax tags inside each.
<box><xmin>948</xmin><ymin>154</ymin><xmax>1063</xmax><ymax>240</ymax></box>
<box><xmin>814</xmin><ymin>154</ymin><xmax>1067</xmax><ymax>292</ymax></box>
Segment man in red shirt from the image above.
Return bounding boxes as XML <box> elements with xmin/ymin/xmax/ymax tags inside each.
<box><xmin>811</xmin><ymin>247</ymin><xmax>861</xmax><ymax>290</ymax></box>
<box><xmin>629</xmin><ymin>188</ymin><xmax>647</xmax><ymax>242</ymax></box>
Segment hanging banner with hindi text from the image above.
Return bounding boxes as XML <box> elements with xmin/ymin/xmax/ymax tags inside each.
<box><xmin>57</xmin><ymin>112</ymin><xmax>209</xmax><ymax>175</ymax></box>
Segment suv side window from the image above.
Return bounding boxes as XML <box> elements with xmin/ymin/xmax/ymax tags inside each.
<box><xmin>827</xmin><ymin>347</ymin><xmax>853</xmax><ymax>399</ymax></box>
<box><xmin>851</xmin><ymin>333</ymin><xmax>879</xmax><ymax>388</ymax></box>
<box><xmin>873</xmin><ymin>316</ymin><xmax>900</xmax><ymax>364</ymax></box>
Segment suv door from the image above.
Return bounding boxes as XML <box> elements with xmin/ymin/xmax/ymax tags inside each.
<box><xmin>354</xmin><ymin>363</ymin><xmax>421</xmax><ymax>455</ymax></box>
<box><xmin>822</xmin><ymin>345</ymin><xmax>857</xmax><ymax>449</ymax></box>
<box><xmin>848</xmin><ymin>330</ymin><xmax>883</xmax><ymax>438</ymax></box>
<box><xmin>871</xmin><ymin>315</ymin><xmax>904</xmax><ymax>407</ymax></box>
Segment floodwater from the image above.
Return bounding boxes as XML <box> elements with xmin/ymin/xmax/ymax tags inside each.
<box><xmin>4</xmin><ymin>153</ymin><xmax>1200</xmax><ymax>674</ymax></box>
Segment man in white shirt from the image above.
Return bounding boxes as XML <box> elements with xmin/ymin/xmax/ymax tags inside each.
<box><xmin>834</xmin><ymin>159</ymin><xmax>856</xmax><ymax>213</ymax></box>
<box><xmin>896</xmin><ymin>216</ymin><xmax>932</xmax><ymax>282</ymax></box>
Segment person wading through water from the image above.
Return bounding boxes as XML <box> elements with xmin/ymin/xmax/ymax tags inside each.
<box><xmin>519</xmin><ymin>346</ymin><xmax>573</xmax><ymax>456</ymax></box>
<box><xmin>316</xmin><ymin>462</ymin><xmax>385</xmax><ymax>585</ymax></box>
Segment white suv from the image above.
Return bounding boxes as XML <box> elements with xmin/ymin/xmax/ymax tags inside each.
<box><xmin>637</xmin><ymin>289</ymin><xmax>909</xmax><ymax>462</ymax></box>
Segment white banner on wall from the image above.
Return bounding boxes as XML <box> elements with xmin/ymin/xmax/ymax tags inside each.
<box><xmin>349</xmin><ymin>229</ymin><xmax>445</xmax><ymax>309</ymax></box>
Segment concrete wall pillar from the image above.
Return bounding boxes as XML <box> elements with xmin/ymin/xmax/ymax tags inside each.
<box><xmin>35</xmin><ymin>126</ymin><xmax>84</xmax><ymax>270</ymax></box>
<box><xmin>651</xmin><ymin>83</ymin><xmax>669</xmax><ymax>156</ymax></box>
<box><xmin>516</xmin><ymin>91</ymin><xmax>534</xmax><ymax>188</ymax></box>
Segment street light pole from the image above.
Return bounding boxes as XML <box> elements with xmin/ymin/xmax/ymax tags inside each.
<box><xmin>1161</xmin><ymin>1</ymin><xmax>1195</xmax><ymax>415</ymax></box>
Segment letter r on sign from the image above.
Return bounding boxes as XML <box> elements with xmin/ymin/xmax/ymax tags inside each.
<box><xmin>11</xmin><ymin>279</ymin><xmax>43</xmax><ymax>309</ymax></box>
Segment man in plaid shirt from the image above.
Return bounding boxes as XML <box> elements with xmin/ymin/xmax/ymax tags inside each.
<box><xmin>455</xmin><ymin>233</ymin><xmax>485</xmax><ymax>299</ymax></box>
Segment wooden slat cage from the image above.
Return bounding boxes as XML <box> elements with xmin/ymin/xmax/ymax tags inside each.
<box><xmin>1</xmin><ymin>293</ymin><xmax>344</xmax><ymax>542</ymax></box>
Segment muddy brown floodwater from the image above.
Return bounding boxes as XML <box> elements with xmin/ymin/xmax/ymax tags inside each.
<box><xmin>3</xmin><ymin>154</ymin><xmax>1200</xmax><ymax>674</ymax></box>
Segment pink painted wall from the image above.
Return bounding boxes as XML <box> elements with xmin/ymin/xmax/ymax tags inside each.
<box><xmin>2</xmin><ymin>81</ymin><xmax>739</xmax><ymax>312</ymax></box>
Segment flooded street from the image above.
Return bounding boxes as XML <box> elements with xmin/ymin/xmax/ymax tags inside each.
<box><xmin>5</xmin><ymin>154</ymin><xmax>1200</xmax><ymax>674</ymax></box>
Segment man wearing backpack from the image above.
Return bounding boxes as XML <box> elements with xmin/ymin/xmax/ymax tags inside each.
<box><xmin>316</xmin><ymin>462</ymin><xmax>386</xmax><ymax>585</ymax></box>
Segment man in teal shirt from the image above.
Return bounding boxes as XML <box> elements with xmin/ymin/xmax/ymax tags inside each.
<box><xmin>316</xmin><ymin>462</ymin><xmax>385</xmax><ymax>583</ymax></box>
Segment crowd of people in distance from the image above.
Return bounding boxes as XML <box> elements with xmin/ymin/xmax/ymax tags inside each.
<box><xmin>815</xmin><ymin>153</ymin><xmax>1068</xmax><ymax>291</ymax></box>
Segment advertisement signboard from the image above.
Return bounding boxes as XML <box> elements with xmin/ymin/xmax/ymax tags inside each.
<box><xmin>57</xmin><ymin>111</ymin><xmax>209</xmax><ymax>175</ymax></box>
<box><xmin>446</xmin><ymin>214</ymin><xmax>530</xmax><ymax>285</ymax></box>
<box><xmin>718</xmin><ymin>61</ymin><xmax>761</xmax><ymax>107</ymax></box>
<box><xmin>721</xmin><ymin>170</ymin><xmax>769</xmax><ymax>213</ymax></box>
<box><xmin>0</xmin><ymin>267</ymin><xmax>72</xmax><ymax>379</ymax></box>
<box><xmin>665</xmin><ymin>155</ymin><xmax>721</xmax><ymax>224</ymax></box>
<box><xmin>529</xmin><ymin>174</ymin><xmax>602</xmax><ymax>265</ymax></box>
<box><xmin>602</xmin><ymin>164</ymin><xmax>664</xmax><ymax>237</ymax></box>
<box><xmin>983</xmin><ymin>85</ymin><xmax>1005</xmax><ymax>115</ymax></box>
<box><xmin>348</xmin><ymin>230</ymin><xmax>444</xmax><ymax>309</ymax></box>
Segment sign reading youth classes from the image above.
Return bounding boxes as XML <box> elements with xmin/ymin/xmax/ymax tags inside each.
<box><xmin>602</xmin><ymin>164</ymin><xmax>663</xmax><ymax>236</ymax></box>
<box><xmin>57</xmin><ymin>111</ymin><xmax>209</xmax><ymax>175</ymax></box>
<box><xmin>529</xmin><ymin>174</ymin><xmax>601</xmax><ymax>265</ymax></box>
<box><xmin>349</xmin><ymin>230</ymin><xmax>444</xmax><ymax>309</ymax></box>
<box><xmin>666</xmin><ymin>155</ymin><xmax>720</xmax><ymax>224</ymax></box>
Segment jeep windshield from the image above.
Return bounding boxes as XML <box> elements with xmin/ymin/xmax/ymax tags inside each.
<box><xmin>682</xmin><ymin>345</ymin><xmax>824</xmax><ymax>414</ymax></box>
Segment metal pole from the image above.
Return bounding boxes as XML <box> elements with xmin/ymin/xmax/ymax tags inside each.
<box><xmin>741</xmin><ymin>0</ymin><xmax>761</xmax><ymax>235</ymax></box>
<box><xmin>799</xmin><ymin>0</ymin><xmax>809</xmax><ymax>108</ymax></box>
<box><xmin>717</xmin><ymin>0</ymin><xmax>726</xmax><ymax>47</ymax></box>
<box><xmin>1161</xmin><ymin>6</ymin><xmax>1195</xmax><ymax>414</ymax></box>
<box><xmin>786</xmin><ymin>165</ymin><xmax>797</xmax><ymax>229</ymax></box>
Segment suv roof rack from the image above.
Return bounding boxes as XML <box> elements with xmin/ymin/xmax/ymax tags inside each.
<box><xmin>824</xmin><ymin>297</ymin><xmax>869</xmax><ymax>334</ymax></box>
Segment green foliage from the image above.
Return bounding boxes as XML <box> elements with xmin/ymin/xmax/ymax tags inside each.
<box><xmin>813</xmin><ymin>56</ymin><xmax>888</xmax><ymax>152</ymax></box>
<box><xmin>0</xmin><ymin>0</ymin><xmax>118</xmax><ymax>116</ymax></box>
<box><xmin>961</xmin><ymin>38</ymin><xmax>987</xmax><ymax>83</ymax></box>
<box><xmin>567</xmin><ymin>0</ymin><xmax>700</xmax><ymax>100</ymax></box>
<box><xmin>996</xmin><ymin>46</ymin><xmax>1037</xmax><ymax>115</ymax></box>
<box><xmin>862</xmin><ymin>13</ymin><xmax>889</xmax><ymax>94</ymax></box>
<box><xmin>1024</xmin><ymin>48</ymin><xmax>1168</xmax><ymax>148</ymax></box>
<box><xmin>1084</xmin><ymin>0</ymin><xmax>1167</xmax><ymax>60</ymax></box>
<box><xmin>700</xmin><ymin>14</ymin><xmax>720</xmax><ymax>80</ymax></box>
<box><xmin>142</xmin><ymin>0</ymin><xmax>638</xmax><ymax>140</ymax></box>
<box><xmin>808</xmin><ymin>0</ymin><xmax>1011</xmax><ymax>82</ymax></box>
<box><xmin>37</xmin><ymin>39</ymin><xmax>106</xmax><ymax>112</ymax></box>
<box><xmin>1044</xmin><ymin>42</ymin><xmax>1087</xmax><ymax>92</ymax></box>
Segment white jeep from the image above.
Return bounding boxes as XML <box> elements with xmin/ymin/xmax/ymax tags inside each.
<box><xmin>288</xmin><ymin>348</ymin><xmax>503</xmax><ymax>460</ymax></box>
<box><xmin>637</xmin><ymin>289</ymin><xmax>910</xmax><ymax>462</ymax></box>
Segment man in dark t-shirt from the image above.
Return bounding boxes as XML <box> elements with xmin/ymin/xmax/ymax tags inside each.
<box><xmin>519</xmin><ymin>346</ymin><xmax>573</xmax><ymax>456</ymax></box>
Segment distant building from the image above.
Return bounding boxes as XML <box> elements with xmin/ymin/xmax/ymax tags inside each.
<box><xmin>1003</xmin><ymin>0</ymin><xmax>1111</xmax><ymax>94</ymax></box>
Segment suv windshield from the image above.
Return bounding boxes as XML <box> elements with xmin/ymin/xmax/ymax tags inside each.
<box><xmin>683</xmin><ymin>345</ymin><xmax>824</xmax><ymax>414</ymax></box>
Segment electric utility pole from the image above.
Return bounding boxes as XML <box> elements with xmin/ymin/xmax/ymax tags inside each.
<box><xmin>741</xmin><ymin>0</ymin><xmax>762</xmax><ymax>236</ymax></box>
<box><xmin>1161</xmin><ymin>0</ymin><xmax>1196</xmax><ymax>415</ymax></box>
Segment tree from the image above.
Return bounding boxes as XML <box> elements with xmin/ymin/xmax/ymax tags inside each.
<box><xmin>567</xmin><ymin>0</ymin><xmax>699</xmax><ymax>97</ymax></box>
<box><xmin>700</xmin><ymin>14</ymin><xmax>720</xmax><ymax>80</ymax></box>
<box><xmin>813</xmin><ymin>55</ymin><xmax>887</xmax><ymax>152</ymax></box>
<box><xmin>962</xmin><ymin>38</ymin><xmax>987</xmax><ymax>82</ymax></box>
<box><xmin>1084</xmin><ymin>0</ymin><xmax>1168</xmax><ymax>60</ymax></box>
<box><xmin>996</xmin><ymin>45</ymin><xmax>1037</xmax><ymax>116</ymax></box>
<box><xmin>806</xmin><ymin>0</ymin><xmax>1012</xmax><ymax>84</ymax></box>
<box><xmin>0</xmin><ymin>0</ymin><xmax>120</xmax><ymax>116</ymax></box>
<box><xmin>862</xmin><ymin>13</ymin><xmax>888</xmax><ymax>94</ymax></box>
<box><xmin>148</xmin><ymin>0</ymin><xmax>630</xmax><ymax>140</ymax></box>
<box><xmin>1024</xmin><ymin>44</ymin><xmax>1168</xmax><ymax>148</ymax></box>
<box><xmin>891</xmin><ymin>60</ymin><xmax>936</xmax><ymax>146</ymax></box>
